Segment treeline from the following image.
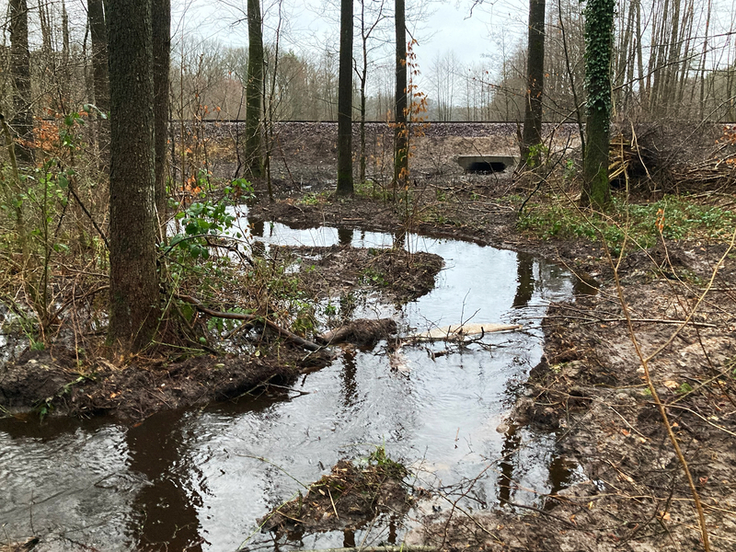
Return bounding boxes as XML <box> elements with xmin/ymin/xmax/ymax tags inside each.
<box><xmin>173</xmin><ymin>0</ymin><xmax>736</xmax><ymax>124</ymax></box>
<box><xmin>0</xmin><ymin>0</ymin><xmax>734</xmax><ymax>125</ymax></box>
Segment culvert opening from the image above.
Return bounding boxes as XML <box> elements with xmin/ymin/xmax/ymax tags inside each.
<box><xmin>467</xmin><ymin>161</ymin><xmax>507</xmax><ymax>173</ymax></box>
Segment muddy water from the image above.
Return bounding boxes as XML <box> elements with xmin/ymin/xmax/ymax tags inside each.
<box><xmin>1</xmin><ymin>225</ymin><xmax>580</xmax><ymax>551</ymax></box>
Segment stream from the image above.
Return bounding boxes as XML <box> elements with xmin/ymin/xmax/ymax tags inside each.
<box><xmin>1</xmin><ymin>223</ymin><xmax>585</xmax><ymax>551</ymax></box>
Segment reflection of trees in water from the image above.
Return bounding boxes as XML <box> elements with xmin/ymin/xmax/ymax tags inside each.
<box><xmin>496</xmin><ymin>422</ymin><xmax>578</xmax><ymax>510</ymax></box>
<box><xmin>340</xmin><ymin>352</ymin><xmax>358</xmax><ymax>408</ymax></box>
<box><xmin>338</xmin><ymin>227</ymin><xmax>353</xmax><ymax>246</ymax></box>
<box><xmin>126</xmin><ymin>410</ymin><xmax>204</xmax><ymax>550</ymax></box>
<box><xmin>496</xmin><ymin>423</ymin><xmax>521</xmax><ymax>506</ymax></box>
<box><xmin>512</xmin><ymin>253</ymin><xmax>536</xmax><ymax>309</ymax></box>
<box><xmin>250</xmin><ymin>219</ymin><xmax>264</xmax><ymax>237</ymax></box>
<box><xmin>546</xmin><ymin>455</ymin><xmax>577</xmax><ymax>499</ymax></box>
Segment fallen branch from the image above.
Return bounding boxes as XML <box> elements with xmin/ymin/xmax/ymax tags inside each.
<box><xmin>405</xmin><ymin>323</ymin><xmax>522</xmax><ymax>342</ymax></box>
<box><xmin>318</xmin><ymin>318</ymin><xmax>398</xmax><ymax>347</ymax></box>
<box><xmin>175</xmin><ymin>293</ymin><xmax>324</xmax><ymax>352</ymax></box>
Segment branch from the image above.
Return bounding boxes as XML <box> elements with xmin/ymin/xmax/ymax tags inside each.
<box><xmin>174</xmin><ymin>293</ymin><xmax>324</xmax><ymax>352</ymax></box>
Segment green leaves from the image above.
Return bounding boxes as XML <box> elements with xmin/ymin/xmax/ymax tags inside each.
<box><xmin>166</xmin><ymin>179</ymin><xmax>252</xmax><ymax>261</ymax></box>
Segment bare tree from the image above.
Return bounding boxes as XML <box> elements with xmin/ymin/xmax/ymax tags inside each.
<box><xmin>357</xmin><ymin>0</ymin><xmax>386</xmax><ymax>183</ymax></box>
<box><xmin>9</xmin><ymin>0</ymin><xmax>34</xmax><ymax>163</ymax></box>
<box><xmin>245</xmin><ymin>0</ymin><xmax>264</xmax><ymax>178</ymax></box>
<box><xmin>521</xmin><ymin>0</ymin><xmax>546</xmax><ymax>163</ymax></box>
<box><xmin>336</xmin><ymin>0</ymin><xmax>354</xmax><ymax>195</ymax></box>
<box><xmin>394</xmin><ymin>0</ymin><xmax>408</xmax><ymax>193</ymax></box>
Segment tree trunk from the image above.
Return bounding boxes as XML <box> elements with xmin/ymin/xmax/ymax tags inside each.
<box><xmin>336</xmin><ymin>0</ymin><xmax>354</xmax><ymax>196</ymax></box>
<box><xmin>662</xmin><ymin>0</ymin><xmax>682</xmax><ymax>112</ymax></box>
<box><xmin>60</xmin><ymin>0</ymin><xmax>71</xmax><ymax>109</ymax></box>
<box><xmin>107</xmin><ymin>0</ymin><xmax>160</xmax><ymax>351</ymax></box>
<box><xmin>394</xmin><ymin>0</ymin><xmax>408</xmax><ymax>194</ymax></box>
<box><xmin>521</xmin><ymin>0</ymin><xmax>546</xmax><ymax>165</ymax></box>
<box><xmin>245</xmin><ymin>0</ymin><xmax>264</xmax><ymax>179</ymax></box>
<box><xmin>698</xmin><ymin>0</ymin><xmax>712</xmax><ymax>119</ymax></box>
<box><xmin>581</xmin><ymin>0</ymin><xmax>614</xmax><ymax>209</ymax></box>
<box><xmin>9</xmin><ymin>0</ymin><xmax>34</xmax><ymax>164</ymax></box>
<box><xmin>88</xmin><ymin>0</ymin><xmax>109</xmax><ymax>112</ymax></box>
<box><xmin>153</xmin><ymin>0</ymin><xmax>171</xmax><ymax>232</ymax></box>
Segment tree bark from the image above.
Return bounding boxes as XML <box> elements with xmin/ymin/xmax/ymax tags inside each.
<box><xmin>9</xmin><ymin>0</ymin><xmax>34</xmax><ymax>164</ymax></box>
<box><xmin>581</xmin><ymin>0</ymin><xmax>614</xmax><ymax>209</ymax></box>
<box><xmin>107</xmin><ymin>0</ymin><xmax>160</xmax><ymax>351</ymax></box>
<box><xmin>336</xmin><ymin>0</ymin><xmax>354</xmax><ymax>196</ymax></box>
<box><xmin>521</xmin><ymin>0</ymin><xmax>545</xmax><ymax>165</ymax></box>
<box><xmin>245</xmin><ymin>0</ymin><xmax>264</xmax><ymax>179</ymax></box>
<box><xmin>153</xmin><ymin>0</ymin><xmax>171</xmax><ymax>231</ymax></box>
<box><xmin>394</xmin><ymin>0</ymin><xmax>408</xmax><ymax>193</ymax></box>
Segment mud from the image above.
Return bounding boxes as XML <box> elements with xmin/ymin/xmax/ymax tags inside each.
<box><xmin>260</xmin><ymin>457</ymin><xmax>412</xmax><ymax>538</ymax></box>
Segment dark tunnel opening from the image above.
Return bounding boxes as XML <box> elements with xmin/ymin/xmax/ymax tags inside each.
<box><xmin>467</xmin><ymin>161</ymin><xmax>508</xmax><ymax>173</ymax></box>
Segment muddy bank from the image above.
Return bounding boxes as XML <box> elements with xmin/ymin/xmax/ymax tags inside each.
<box><xmin>261</xmin><ymin>455</ymin><xmax>412</xmax><ymax>538</ymax></box>
<box><xmin>0</xmin><ymin>245</ymin><xmax>441</xmax><ymax>420</ymax></box>
<box><xmin>0</xmin><ymin>347</ymin><xmax>305</xmax><ymax>420</ymax></box>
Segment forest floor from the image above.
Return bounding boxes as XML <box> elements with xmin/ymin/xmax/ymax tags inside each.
<box><xmin>2</xmin><ymin>121</ymin><xmax>736</xmax><ymax>551</ymax></box>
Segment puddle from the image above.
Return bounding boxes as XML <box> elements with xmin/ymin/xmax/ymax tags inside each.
<box><xmin>1</xmin><ymin>222</ymin><xmax>581</xmax><ymax>551</ymax></box>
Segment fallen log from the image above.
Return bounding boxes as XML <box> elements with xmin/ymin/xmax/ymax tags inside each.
<box><xmin>406</xmin><ymin>322</ymin><xmax>522</xmax><ymax>342</ymax></box>
<box><xmin>317</xmin><ymin>318</ymin><xmax>398</xmax><ymax>347</ymax></box>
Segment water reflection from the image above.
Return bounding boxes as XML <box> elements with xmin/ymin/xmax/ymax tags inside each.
<box><xmin>127</xmin><ymin>410</ymin><xmax>203</xmax><ymax>551</ymax></box>
<box><xmin>497</xmin><ymin>423</ymin><xmax>521</xmax><ymax>506</ymax></box>
<box><xmin>251</xmin><ymin>219</ymin><xmax>265</xmax><ymax>238</ymax></box>
<box><xmin>340</xmin><ymin>352</ymin><xmax>359</xmax><ymax>408</ymax></box>
<box><xmin>512</xmin><ymin>253</ymin><xmax>536</xmax><ymax>309</ymax></box>
<box><xmin>337</xmin><ymin>227</ymin><xmax>352</xmax><ymax>246</ymax></box>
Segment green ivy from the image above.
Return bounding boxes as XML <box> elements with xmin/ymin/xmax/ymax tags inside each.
<box><xmin>583</xmin><ymin>0</ymin><xmax>615</xmax><ymax>117</ymax></box>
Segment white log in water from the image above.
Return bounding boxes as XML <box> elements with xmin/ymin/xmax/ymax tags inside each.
<box><xmin>407</xmin><ymin>322</ymin><xmax>522</xmax><ymax>341</ymax></box>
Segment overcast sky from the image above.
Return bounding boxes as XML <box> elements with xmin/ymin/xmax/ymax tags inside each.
<box><xmin>173</xmin><ymin>0</ymin><xmax>530</xmax><ymax>75</ymax></box>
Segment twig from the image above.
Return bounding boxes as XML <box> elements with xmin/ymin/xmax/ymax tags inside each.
<box><xmin>644</xmin><ymin>230</ymin><xmax>736</xmax><ymax>363</ymax></box>
<box><xmin>327</xmin><ymin>487</ymin><xmax>339</xmax><ymax>520</ymax></box>
<box><xmin>593</xmin><ymin>317</ymin><xmax>716</xmax><ymax>328</ymax></box>
<box><xmin>502</xmin><ymin>500</ymin><xmax>578</xmax><ymax>527</ymax></box>
<box><xmin>662</xmin><ymin>403</ymin><xmax>736</xmax><ymax>438</ymax></box>
<box><xmin>607</xmin><ymin>405</ymin><xmax>649</xmax><ymax>440</ymax></box>
<box><xmin>263</xmin><ymin>383</ymin><xmax>311</xmax><ymax>396</ymax></box>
